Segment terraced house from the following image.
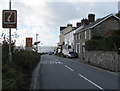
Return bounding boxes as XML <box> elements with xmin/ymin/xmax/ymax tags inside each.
<box><xmin>58</xmin><ymin>24</ymin><xmax>76</xmax><ymax>53</ymax></box>
<box><xmin>74</xmin><ymin>13</ymin><xmax>120</xmax><ymax>59</ymax></box>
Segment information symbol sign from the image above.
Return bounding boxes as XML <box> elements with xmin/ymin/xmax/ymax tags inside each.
<box><xmin>2</xmin><ymin>10</ymin><xmax>17</xmax><ymax>28</ymax></box>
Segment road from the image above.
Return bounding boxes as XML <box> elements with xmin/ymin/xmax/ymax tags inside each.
<box><xmin>33</xmin><ymin>54</ymin><xmax>118</xmax><ymax>90</ymax></box>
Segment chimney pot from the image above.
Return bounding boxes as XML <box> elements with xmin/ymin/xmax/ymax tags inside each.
<box><xmin>67</xmin><ymin>24</ymin><xmax>72</xmax><ymax>27</ymax></box>
<box><xmin>81</xmin><ymin>18</ymin><xmax>89</xmax><ymax>25</ymax></box>
<box><xmin>88</xmin><ymin>14</ymin><xmax>95</xmax><ymax>22</ymax></box>
<box><xmin>76</xmin><ymin>22</ymin><xmax>81</xmax><ymax>28</ymax></box>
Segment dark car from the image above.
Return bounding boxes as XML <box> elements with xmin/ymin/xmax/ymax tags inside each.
<box><xmin>66</xmin><ymin>52</ymin><xmax>78</xmax><ymax>58</ymax></box>
<box><xmin>48</xmin><ymin>52</ymin><xmax>53</xmax><ymax>55</ymax></box>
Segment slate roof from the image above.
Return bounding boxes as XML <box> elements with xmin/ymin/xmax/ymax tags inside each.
<box><xmin>75</xmin><ymin>14</ymin><xmax>120</xmax><ymax>34</ymax></box>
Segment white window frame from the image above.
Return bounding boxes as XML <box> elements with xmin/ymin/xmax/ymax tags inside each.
<box><xmin>85</xmin><ymin>31</ymin><xmax>87</xmax><ymax>39</ymax></box>
<box><xmin>78</xmin><ymin>33</ymin><xmax>80</xmax><ymax>39</ymax></box>
<box><xmin>89</xmin><ymin>30</ymin><xmax>91</xmax><ymax>39</ymax></box>
<box><xmin>75</xmin><ymin>43</ymin><xmax>77</xmax><ymax>53</ymax></box>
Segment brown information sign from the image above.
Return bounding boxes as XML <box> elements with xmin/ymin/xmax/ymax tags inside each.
<box><xmin>26</xmin><ymin>38</ymin><xmax>33</xmax><ymax>47</ymax></box>
<box><xmin>2</xmin><ymin>10</ymin><xmax>17</xmax><ymax>28</ymax></box>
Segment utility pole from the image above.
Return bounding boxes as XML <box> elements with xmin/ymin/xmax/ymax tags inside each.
<box><xmin>9</xmin><ymin>0</ymin><xmax>12</xmax><ymax>63</ymax></box>
<box><xmin>36</xmin><ymin>34</ymin><xmax>39</xmax><ymax>52</ymax></box>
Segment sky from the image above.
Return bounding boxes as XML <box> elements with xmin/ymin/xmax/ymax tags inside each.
<box><xmin>0</xmin><ymin>0</ymin><xmax>120</xmax><ymax>47</ymax></box>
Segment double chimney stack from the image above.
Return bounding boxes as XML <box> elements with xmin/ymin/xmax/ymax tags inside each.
<box><xmin>76</xmin><ymin>13</ymin><xmax>95</xmax><ymax>27</ymax></box>
<box><xmin>60</xmin><ymin>13</ymin><xmax>95</xmax><ymax>30</ymax></box>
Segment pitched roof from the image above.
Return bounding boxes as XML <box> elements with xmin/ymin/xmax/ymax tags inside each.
<box><xmin>75</xmin><ymin>14</ymin><xmax>120</xmax><ymax>34</ymax></box>
<box><xmin>64</xmin><ymin>27</ymin><xmax>76</xmax><ymax>35</ymax></box>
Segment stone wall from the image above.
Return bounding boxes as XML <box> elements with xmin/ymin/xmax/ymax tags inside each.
<box><xmin>85</xmin><ymin>51</ymin><xmax>119</xmax><ymax>72</ymax></box>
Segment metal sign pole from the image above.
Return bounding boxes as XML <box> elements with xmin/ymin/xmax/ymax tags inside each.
<box><xmin>9</xmin><ymin>0</ymin><xmax>12</xmax><ymax>63</ymax></box>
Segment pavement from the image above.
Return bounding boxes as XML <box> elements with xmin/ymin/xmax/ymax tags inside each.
<box><xmin>31</xmin><ymin>54</ymin><xmax>119</xmax><ymax>90</ymax></box>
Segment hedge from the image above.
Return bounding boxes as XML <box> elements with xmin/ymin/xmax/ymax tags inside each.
<box><xmin>85</xmin><ymin>35</ymin><xmax>120</xmax><ymax>52</ymax></box>
<box><xmin>2</xmin><ymin>41</ymin><xmax>40</xmax><ymax>90</ymax></box>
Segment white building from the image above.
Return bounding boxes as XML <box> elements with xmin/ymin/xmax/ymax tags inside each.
<box><xmin>63</xmin><ymin>29</ymin><xmax>75</xmax><ymax>55</ymax></box>
<box><xmin>63</xmin><ymin>23</ymin><xmax>82</xmax><ymax>55</ymax></box>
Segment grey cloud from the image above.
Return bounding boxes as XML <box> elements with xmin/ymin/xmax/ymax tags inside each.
<box><xmin>42</xmin><ymin>2</ymin><xmax>118</xmax><ymax>27</ymax></box>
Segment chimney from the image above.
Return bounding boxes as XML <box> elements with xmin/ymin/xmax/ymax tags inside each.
<box><xmin>76</xmin><ymin>22</ymin><xmax>81</xmax><ymax>28</ymax></box>
<box><xmin>67</xmin><ymin>24</ymin><xmax>72</xmax><ymax>27</ymax></box>
<box><xmin>88</xmin><ymin>14</ymin><xmax>95</xmax><ymax>22</ymax></box>
<box><xmin>81</xmin><ymin>18</ymin><xmax>85</xmax><ymax>25</ymax></box>
<box><xmin>81</xmin><ymin>18</ymin><xmax>89</xmax><ymax>26</ymax></box>
<box><xmin>60</xmin><ymin>26</ymin><xmax>67</xmax><ymax>31</ymax></box>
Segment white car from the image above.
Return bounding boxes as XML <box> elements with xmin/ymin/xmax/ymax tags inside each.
<box><xmin>66</xmin><ymin>52</ymin><xmax>78</xmax><ymax>58</ymax></box>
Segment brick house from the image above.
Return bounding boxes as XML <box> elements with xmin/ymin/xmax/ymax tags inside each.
<box><xmin>74</xmin><ymin>13</ymin><xmax>120</xmax><ymax>59</ymax></box>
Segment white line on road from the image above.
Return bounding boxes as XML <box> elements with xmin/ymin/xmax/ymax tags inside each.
<box><xmin>55</xmin><ymin>59</ymin><xmax>63</xmax><ymax>64</ymax></box>
<box><xmin>78</xmin><ymin>74</ymin><xmax>104</xmax><ymax>90</ymax></box>
<box><xmin>65</xmin><ymin>65</ymin><xmax>74</xmax><ymax>71</ymax></box>
<box><xmin>55</xmin><ymin>59</ymin><xmax>58</xmax><ymax>61</ymax></box>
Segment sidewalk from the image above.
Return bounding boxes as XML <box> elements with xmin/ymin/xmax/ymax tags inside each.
<box><xmin>73</xmin><ymin>58</ymin><xmax>118</xmax><ymax>74</ymax></box>
<box><xmin>73</xmin><ymin>58</ymin><xmax>86</xmax><ymax>63</ymax></box>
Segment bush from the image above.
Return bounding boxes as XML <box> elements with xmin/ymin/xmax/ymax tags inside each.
<box><xmin>91</xmin><ymin>36</ymin><xmax>102</xmax><ymax>40</ymax></box>
<box><xmin>85</xmin><ymin>35</ymin><xmax>120</xmax><ymax>52</ymax></box>
<box><xmin>13</xmin><ymin>50</ymin><xmax>40</xmax><ymax>73</ymax></box>
<box><xmin>2</xmin><ymin>42</ymin><xmax>40</xmax><ymax>90</ymax></box>
<box><xmin>85</xmin><ymin>39</ymin><xmax>99</xmax><ymax>51</ymax></box>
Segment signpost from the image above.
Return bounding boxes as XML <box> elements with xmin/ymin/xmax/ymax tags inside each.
<box><xmin>2</xmin><ymin>0</ymin><xmax>17</xmax><ymax>63</ymax></box>
<box><xmin>26</xmin><ymin>38</ymin><xmax>33</xmax><ymax>47</ymax></box>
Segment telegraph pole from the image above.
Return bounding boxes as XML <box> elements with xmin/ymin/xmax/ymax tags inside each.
<box><xmin>9</xmin><ymin>0</ymin><xmax>12</xmax><ymax>63</ymax></box>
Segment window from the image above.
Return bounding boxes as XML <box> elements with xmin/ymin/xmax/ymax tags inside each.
<box><xmin>77</xmin><ymin>34</ymin><xmax>78</xmax><ymax>40</ymax></box>
<box><xmin>85</xmin><ymin>31</ymin><xmax>87</xmax><ymax>39</ymax></box>
<box><xmin>76</xmin><ymin>34</ymin><xmax>78</xmax><ymax>40</ymax></box>
<box><xmin>83</xmin><ymin>32</ymin><xmax>85</xmax><ymax>39</ymax></box>
<box><xmin>88</xmin><ymin>30</ymin><xmax>91</xmax><ymax>39</ymax></box>
<box><xmin>77</xmin><ymin>44</ymin><xmax>79</xmax><ymax>53</ymax></box>
<box><xmin>75</xmin><ymin>35</ymin><xmax>76</xmax><ymax>40</ymax></box>
<box><xmin>78</xmin><ymin>33</ymin><xmax>81</xmax><ymax>39</ymax></box>
<box><xmin>78</xmin><ymin>34</ymin><xmax>80</xmax><ymax>39</ymax></box>
<box><xmin>75</xmin><ymin>44</ymin><xmax>77</xmax><ymax>53</ymax></box>
<box><xmin>78</xmin><ymin>43</ymin><xmax>81</xmax><ymax>53</ymax></box>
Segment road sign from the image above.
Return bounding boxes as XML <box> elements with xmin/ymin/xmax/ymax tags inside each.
<box><xmin>26</xmin><ymin>38</ymin><xmax>33</xmax><ymax>47</ymax></box>
<box><xmin>2</xmin><ymin>10</ymin><xmax>17</xmax><ymax>28</ymax></box>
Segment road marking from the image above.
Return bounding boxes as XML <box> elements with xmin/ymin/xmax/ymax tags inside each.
<box><xmin>54</xmin><ymin>59</ymin><xmax>63</xmax><ymax>64</ymax></box>
<box><xmin>40</xmin><ymin>61</ymin><xmax>63</xmax><ymax>64</ymax></box>
<box><xmin>78</xmin><ymin>74</ymin><xmax>104</xmax><ymax>90</ymax></box>
<box><xmin>55</xmin><ymin>59</ymin><xmax>58</xmax><ymax>61</ymax></box>
<box><xmin>58</xmin><ymin>61</ymin><xmax>63</xmax><ymax>64</ymax></box>
<box><xmin>65</xmin><ymin>65</ymin><xmax>74</xmax><ymax>71</ymax></box>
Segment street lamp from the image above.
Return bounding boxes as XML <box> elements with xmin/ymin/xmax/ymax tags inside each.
<box><xmin>36</xmin><ymin>34</ymin><xmax>39</xmax><ymax>52</ymax></box>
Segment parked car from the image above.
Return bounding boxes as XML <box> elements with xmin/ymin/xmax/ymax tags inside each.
<box><xmin>66</xmin><ymin>52</ymin><xmax>78</xmax><ymax>58</ymax></box>
<box><xmin>48</xmin><ymin>52</ymin><xmax>53</xmax><ymax>55</ymax></box>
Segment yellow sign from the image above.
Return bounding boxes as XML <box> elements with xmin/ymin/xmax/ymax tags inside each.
<box><xmin>26</xmin><ymin>38</ymin><xmax>32</xmax><ymax>47</ymax></box>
